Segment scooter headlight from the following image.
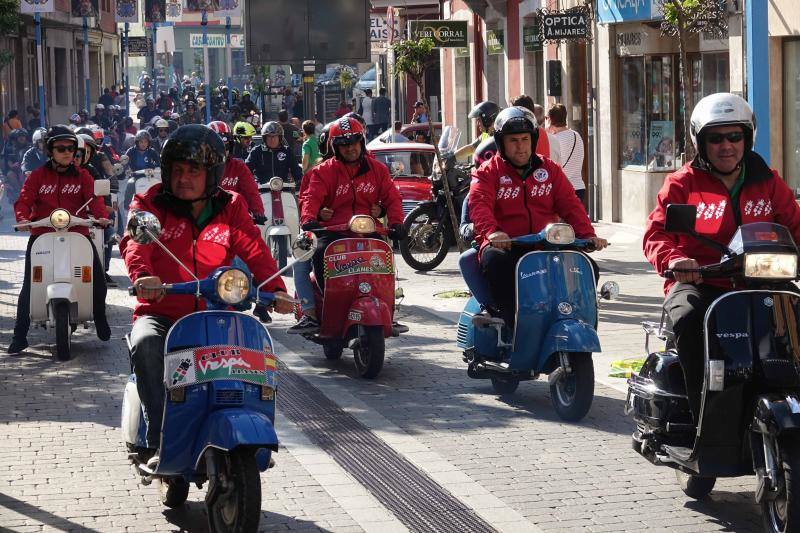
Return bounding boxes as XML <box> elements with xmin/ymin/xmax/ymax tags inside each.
<box><xmin>50</xmin><ymin>209</ymin><xmax>71</xmax><ymax>229</ymax></box>
<box><xmin>744</xmin><ymin>253</ymin><xmax>798</xmax><ymax>279</ymax></box>
<box><xmin>216</xmin><ymin>268</ymin><xmax>251</xmax><ymax>304</ymax></box>
<box><xmin>544</xmin><ymin>223</ymin><xmax>575</xmax><ymax>245</ymax></box>
<box><xmin>269</xmin><ymin>177</ymin><xmax>283</xmax><ymax>192</ymax></box>
<box><xmin>349</xmin><ymin>215</ymin><xmax>376</xmax><ymax>234</ymax></box>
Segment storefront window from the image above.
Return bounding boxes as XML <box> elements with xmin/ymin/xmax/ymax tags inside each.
<box><xmin>646</xmin><ymin>55</ymin><xmax>675</xmax><ymax>170</ymax></box>
<box><xmin>783</xmin><ymin>40</ymin><xmax>800</xmax><ymax>193</ymax></box>
<box><xmin>455</xmin><ymin>54</ymin><xmax>472</xmax><ymax>143</ymax></box>
<box><xmin>619</xmin><ymin>57</ymin><xmax>645</xmax><ymax>167</ymax></box>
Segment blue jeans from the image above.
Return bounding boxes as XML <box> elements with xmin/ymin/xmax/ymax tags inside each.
<box><xmin>458</xmin><ymin>248</ymin><xmax>492</xmax><ymax>308</ymax></box>
<box><xmin>292</xmin><ymin>259</ymin><xmax>315</xmax><ymax>313</ymax></box>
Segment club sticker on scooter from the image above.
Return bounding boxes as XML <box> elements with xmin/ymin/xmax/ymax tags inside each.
<box><xmin>324</xmin><ymin>251</ymin><xmax>393</xmax><ymax>278</ymax></box>
<box><xmin>163</xmin><ymin>345</ymin><xmax>277</xmax><ymax>389</ymax></box>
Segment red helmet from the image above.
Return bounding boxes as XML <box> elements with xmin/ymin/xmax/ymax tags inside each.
<box><xmin>207</xmin><ymin>120</ymin><xmax>232</xmax><ymax>144</ymax></box>
<box><xmin>329</xmin><ymin>116</ymin><xmax>365</xmax><ymax>147</ymax></box>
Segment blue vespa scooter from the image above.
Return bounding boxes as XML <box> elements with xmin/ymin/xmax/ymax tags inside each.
<box><xmin>457</xmin><ymin>223</ymin><xmax>618</xmax><ymax>421</ymax></box>
<box><xmin>120</xmin><ymin>211</ymin><xmax>315</xmax><ymax>532</ymax></box>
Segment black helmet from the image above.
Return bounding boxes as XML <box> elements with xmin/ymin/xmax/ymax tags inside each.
<box><xmin>468</xmin><ymin>101</ymin><xmax>501</xmax><ymax>130</ymax></box>
<box><xmin>9</xmin><ymin>128</ymin><xmax>29</xmax><ymax>143</ymax></box>
<box><xmin>473</xmin><ymin>136</ymin><xmax>498</xmax><ymax>166</ymax></box>
<box><xmin>318</xmin><ymin>121</ymin><xmax>334</xmax><ymax>159</ymax></box>
<box><xmin>344</xmin><ymin>112</ymin><xmax>367</xmax><ymax>129</ymax></box>
<box><xmin>160</xmin><ymin>124</ymin><xmax>226</xmax><ymax>197</ymax></box>
<box><xmin>44</xmin><ymin>125</ymin><xmax>78</xmax><ymax>156</ymax></box>
<box><xmin>493</xmin><ymin>106</ymin><xmax>538</xmax><ymax>162</ymax></box>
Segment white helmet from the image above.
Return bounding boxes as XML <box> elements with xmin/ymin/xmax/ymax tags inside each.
<box><xmin>32</xmin><ymin>127</ymin><xmax>47</xmax><ymax>144</ymax></box>
<box><xmin>690</xmin><ymin>93</ymin><xmax>756</xmax><ymax>156</ymax></box>
<box><xmin>155</xmin><ymin>118</ymin><xmax>169</xmax><ymax>129</ymax></box>
<box><xmin>95</xmin><ymin>103</ymin><xmax>105</xmax><ymax>110</ymax></box>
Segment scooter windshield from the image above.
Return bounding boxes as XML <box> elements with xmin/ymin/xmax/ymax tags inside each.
<box><xmin>727</xmin><ymin>222</ymin><xmax>797</xmax><ymax>255</ymax></box>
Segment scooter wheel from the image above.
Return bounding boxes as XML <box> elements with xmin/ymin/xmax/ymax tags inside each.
<box><xmin>159</xmin><ymin>476</ymin><xmax>190</xmax><ymax>508</ymax></box>
<box><xmin>762</xmin><ymin>436</ymin><xmax>800</xmax><ymax>533</ymax></box>
<box><xmin>323</xmin><ymin>340</ymin><xmax>344</xmax><ymax>360</ymax></box>
<box><xmin>353</xmin><ymin>325</ymin><xmax>385</xmax><ymax>379</ymax></box>
<box><xmin>207</xmin><ymin>450</ymin><xmax>262</xmax><ymax>532</ymax></box>
<box><xmin>550</xmin><ymin>352</ymin><xmax>594</xmax><ymax>422</ymax></box>
<box><xmin>53</xmin><ymin>301</ymin><xmax>71</xmax><ymax>362</ymax></box>
<box><xmin>676</xmin><ymin>470</ymin><xmax>715</xmax><ymax>499</ymax></box>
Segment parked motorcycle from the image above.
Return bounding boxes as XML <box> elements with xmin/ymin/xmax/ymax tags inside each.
<box><xmin>400</xmin><ymin>126</ymin><xmax>471</xmax><ymax>271</ymax></box>
<box><xmin>121</xmin><ymin>210</ymin><xmax>316</xmax><ymax>532</ymax></box>
<box><xmin>258</xmin><ymin>176</ymin><xmax>299</xmax><ymax>270</ymax></box>
<box><xmin>626</xmin><ymin>204</ymin><xmax>800</xmax><ymax>533</ymax></box>
<box><xmin>456</xmin><ymin>223</ymin><xmax>617</xmax><ymax>420</ymax></box>
<box><xmin>300</xmin><ymin>215</ymin><xmax>403</xmax><ymax>379</ymax></box>
<box><xmin>14</xmin><ymin>203</ymin><xmax>111</xmax><ymax>361</ymax></box>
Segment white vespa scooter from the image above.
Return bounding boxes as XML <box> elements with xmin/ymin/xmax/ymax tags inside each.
<box><xmin>15</xmin><ymin>198</ymin><xmax>109</xmax><ymax>361</ymax></box>
<box><xmin>121</xmin><ymin>167</ymin><xmax>161</xmax><ymax>230</ymax></box>
<box><xmin>258</xmin><ymin>176</ymin><xmax>299</xmax><ymax>269</ymax></box>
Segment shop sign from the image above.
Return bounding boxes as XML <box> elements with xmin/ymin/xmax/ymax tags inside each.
<box><xmin>615</xmin><ymin>29</ymin><xmax>646</xmax><ymax>56</ymax></box>
<box><xmin>540</xmin><ymin>10</ymin><xmax>589</xmax><ymax>41</ymax></box>
<box><xmin>455</xmin><ymin>47</ymin><xmax>470</xmax><ymax>58</ymax></box>
<box><xmin>487</xmin><ymin>29</ymin><xmax>504</xmax><ymax>55</ymax></box>
<box><xmin>409</xmin><ymin>20</ymin><xmax>468</xmax><ymax>48</ymax></box>
<box><xmin>370</xmin><ymin>14</ymin><xmax>403</xmax><ymax>43</ymax></box>
<box><xmin>127</xmin><ymin>36</ymin><xmax>152</xmax><ymax>57</ymax></box>
<box><xmin>523</xmin><ymin>24</ymin><xmax>543</xmax><ymax>53</ymax></box>
<box><xmin>190</xmin><ymin>33</ymin><xmax>245</xmax><ymax>48</ymax></box>
<box><xmin>597</xmin><ymin>0</ymin><xmax>662</xmax><ymax>25</ymax></box>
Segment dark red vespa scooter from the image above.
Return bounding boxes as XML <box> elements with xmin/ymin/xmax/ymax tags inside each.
<box><xmin>299</xmin><ymin>215</ymin><xmax>403</xmax><ymax>378</ymax></box>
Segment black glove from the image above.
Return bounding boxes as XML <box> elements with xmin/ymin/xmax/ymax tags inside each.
<box><xmin>388</xmin><ymin>223</ymin><xmax>406</xmax><ymax>241</ymax></box>
<box><xmin>252</xmin><ymin>214</ymin><xmax>267</xmax><ymax>225</ymax></box>
<box><xmin>301</xmin><ymin>220</ymin><xmax>321</xmax><ymax>231</ymax></box>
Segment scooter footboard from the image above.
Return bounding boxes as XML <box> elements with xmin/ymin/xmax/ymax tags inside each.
<box><xmin>753</xmin><ymin>393</ymin><xmax>800</xmax><ymax>437</ymax></box>
<box><xmin>191</xmin><ymin>409</ymin><xmax>279</xmax><ymax>469</ymax></box>
<box><xmin>533</xmin><ymin>320</ymin><xmax>601</xmax><ymax>371</ymax></box>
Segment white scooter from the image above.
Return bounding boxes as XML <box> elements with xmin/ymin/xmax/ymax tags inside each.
<box><xmin>121</xmin><ymin>167</ymin><xmax>161</xmax><ymax>229</ymax></box>
<box><xmin>14</xmin><ymin>203</ymin><xmax>108</xmax><ymax>362</ymax></box>
<box><xmin>258</xmin><ymin>176</ymin><xmax>299</xmax><ymax>269</ymax></box>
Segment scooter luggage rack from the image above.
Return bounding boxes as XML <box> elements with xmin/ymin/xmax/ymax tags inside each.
<box><xmin>642</xmin><ymin>309</ymin><xmax>675</xmax><ymax>357</ymax></box>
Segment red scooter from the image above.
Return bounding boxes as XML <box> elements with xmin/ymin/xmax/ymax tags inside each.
<box><xmin>299</xmin><ymin>215</ymin><xmax>403</xmax><ymax>378</ymax></box>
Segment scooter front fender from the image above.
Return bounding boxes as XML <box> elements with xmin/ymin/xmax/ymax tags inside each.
<box><xmin>344</xmin><ymin>297</ymin><xmax>392</xmax><ymax>337</ymax></box>
<box><xmin>46</xmin><ymin>282</ymin><xmax>77</xmax><ymax>304</ymax></box>
<box><xmin>267</xmin><ymin>225</ymin><xmax>291</xmax><ymax>236</ymax></box>
<box><xmin>753</xmin><ymin>394</ymin><xmax>800</xmax><ymax>437</ymax></box>
<box><xmin>537</xmin><ymin>320</ymin><xmax>601</xmax><ymax>368</ymax></box>
<box><xmin>192</xmin><ymin>409</ymin><xmax>279</xmax><ymax>470</ymax></box>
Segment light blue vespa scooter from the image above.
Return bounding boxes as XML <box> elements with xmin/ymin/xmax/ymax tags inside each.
<box><xmin>457</xmin><ymin>223</ymin><xmax>618</xmax><ymax>421</ymax></box>
<box><xmin>120</xmin><ymin>211</ymin><xmax>315</xmax><ymax>532</ymax></box>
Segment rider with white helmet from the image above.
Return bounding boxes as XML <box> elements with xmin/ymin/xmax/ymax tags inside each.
<box><xmin>644</xmin><ymin>93</ymin><xmax>800</xmax><ymax>421</ymax></box>
<box><xmin>22</xmin><ymin>127</ymin><xmax>48</xmax><ymax>175</ymax></box>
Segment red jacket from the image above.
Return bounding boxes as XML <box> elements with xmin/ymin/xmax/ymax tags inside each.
<box><xmin>219</xmin><ymin>157</ymin><xmax>264</xmax><ymax>216</ymax></box>
<box><xmin>14</xmin><ymin>162</ymin><xmax>107</xmax><ymax>236</ymax></box>
<box><xmin>644</xmin><ymin>153</ymin><xmax>800</xmax><ymax>294</ymax></box>
<box><xmin>300</xmin><ymin>155</ymin><xmax>404</xmax><ymax>228</ymax></box>
<box><xmin>121</xmin><ymin>186</ymin><xmax>287</xmax><ymax>322</ymax></box>
<box><xmin>468</xmin><ymin>153</ymin><xmax>595</xmax><ymax>253</ymax></box>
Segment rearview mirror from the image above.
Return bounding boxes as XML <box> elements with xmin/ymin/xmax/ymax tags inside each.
<box><xmin>119</xmin><ymin>154</ymin><xmax>130</xmax><ymax>165</ymax></box>
<box><xmin>126</xmin><ymin>210</ymin><xmax>162</xmax><ymax>244</ymax></box>
<box><xmin>94</xmin><ymin>179</ymin><xmax>111</xmax><ymax>197</ymax></box>
<box><xmin>292</xmin><ymin>231</ymin><xmax>318</xmax><ymax>262</ymax></box>
<box><xmin>599</xmin><ymin>281</ymin><xmax>620</xmax><ymax>300</ymax></box>
<box><xmin>664</xmin><ymin>204</ymin><xmax>698</xmax><ymax>234</ymax></box>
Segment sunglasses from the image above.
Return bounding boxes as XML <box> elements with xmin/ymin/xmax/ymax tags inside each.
<box><xmin>706</xmin><ymin>132</ymin><xmax>745</xmax><ymax>144</ymax></box>
<box><xmin>53</xmin><ymin>145</ymin><xmax>76</xmax><ymax>153</ymax></box>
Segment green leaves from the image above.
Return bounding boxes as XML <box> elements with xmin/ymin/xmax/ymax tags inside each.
<box><xmin>659</xmin><ymin>0</ymin><xmax>727</xmax><ymax>38</ymax></box>
<box><xmin>0</xmin><ymin>0</ymin><xmax>20</xmax><ymax>35</ymax></box>
<box><xmin>391</xmin><ymin>38</ymin><xmax>436</xmax><ymax>86</ymax></box>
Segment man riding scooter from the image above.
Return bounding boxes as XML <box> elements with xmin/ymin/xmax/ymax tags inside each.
<box><xmin>468</xmin><ymin>106</ymin><xmax>607</xmax><ymax>328</ymax></box>
<box><xmin>120</xmin><ymin>124</ymin><xmax>294</xmax><ymax>467</ymax></box>
<box><xmin>22</xmin><ymin>128</ymin><xmax>48</xmax><ymax>176</ymax></box>
<box><xmin>300</xmin><ymin>116</ymin><xmax>406</xmax><ymax>293</ymax></box>
<box><xmin>643</xmin><ymin>92</ymin><xmax>800</xmax><ymax>423</ymax></box>
<box><xmin>245</xmin><ymin>121</ymin><xmax>302</xmax><ymax>186</ymax></box>
<box><xmin>7</xmin><ymin>125</ymin><xmax>112</xmax><ymax>355</ymax></box>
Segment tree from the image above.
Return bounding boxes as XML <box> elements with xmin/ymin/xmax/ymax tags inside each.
<box><xmin>0</xmin><ymin>0</ymin><xmax>20</xmax><ymax>74</ymax></box>
<box><xmin>659</xmin><ymin>0</ymin><xmax>728</xmax><ymax>161</ymax></box>
<box><xmin>392</xmin><ymin>38</ymin><xmax>464</xmax><ymax>252</ymax></box>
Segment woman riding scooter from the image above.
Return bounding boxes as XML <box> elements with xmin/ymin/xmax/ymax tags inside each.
<box><xmin>7</xmin><ymin>125</ymin><xmax>112</xmax><ymax>355</ymax></box>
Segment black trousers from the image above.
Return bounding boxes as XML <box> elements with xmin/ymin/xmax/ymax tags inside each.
<box><xmin>663</xmin><ymin>282</ymin><xmax>728</xmax><ymax>421</ymax></box>
<box><xmin>13</xmin><ymin>234</ymin><xmax>108</xmax><ymax>341</ymax></box>
<box><xmin>311</xmin><ymin>232</ymin><xmax>350</xmax><ymax>293</ymax></box>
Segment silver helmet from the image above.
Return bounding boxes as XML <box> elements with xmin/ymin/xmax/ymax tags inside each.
<box><xmin>690</xmin><ymin>92</ymin><xmax>756</xmax><ymax>156</ymax></box>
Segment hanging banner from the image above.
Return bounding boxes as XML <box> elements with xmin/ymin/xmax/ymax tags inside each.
<box><xmin>523</xmin><ymin>23</ymin><xmax>542</xmax><ymax>53</ymax></box>
<box><xmin>155</xmin><ymin>25</ymin><xmax>175</xmax><ymax>53</ymax></box>
<box><xmin>215</xmin><ymin>0</ymin><xmax>241</xmax><ymax>18</ymax></box>
<box><xmin>186</xmin><ymin>0</ymin><xmax>219</xmax><ymax>10</ymax></box>
<box><xmin>144</xmin><ymin>0</ymin><xmax>166</xmax><ymax>22</ymax></box>
<box><xmin>71</xmin><ymin>0</ymin><xmax>99</xmax><ymax>18</ymax></box>
<box><xmin>165</xmin><ymin>0</ymin><xmax>182</xmax><ymax>22</ymax></box>
<box><xmin>408</xmin><ymin>20</ymin><xmax>468</xmax><ymax>48</ymax></box>
<box><xmin>486</xmin><ymin>29</ymin><xmax>504</xmax><ymax>55</ymax></box>
<box><xmin>20</xmin><ymin>0</ymin><xmax>55</xmax><ymax>13</ymax></box>
<box><xmin>115</xmin><ymin>0</ymin><xmax>138</xmax><ymax>22</ymax></box>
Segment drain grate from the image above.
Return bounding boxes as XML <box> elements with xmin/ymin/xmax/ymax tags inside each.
<box><xmin>279</xmin><ymin>366</ymin><xmax>495</xmax><ymax>533</ymax></box>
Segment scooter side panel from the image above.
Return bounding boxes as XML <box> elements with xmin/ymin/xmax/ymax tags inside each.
<box><xmin>510</xmin><ymin>251</ymin><xmax>598</xmax><ymax>370</ymax></box>
<box><xmin>158</xmin><ymin>311</ymin><xmax>276</xmax><ymax>476</ymax></box>
<box><xmin>320</xmin><ymin>238</ymin><xmax>394</xmax><ymax>338</ymax></box>
<box><xmin>456</xmin><ymin>297</ymin><xmax>482</xmax><ymax>349</ymax></box>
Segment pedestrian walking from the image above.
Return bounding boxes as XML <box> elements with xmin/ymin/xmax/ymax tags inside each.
<box><xmin>547</xmin><ymin>103</ymin><xmax>586</xmax><ymax>202</ymax></box>
<box><xmin>373</xmin><ymin>88</ymin><xmax>391</xmax><ymax>139</ymax></box>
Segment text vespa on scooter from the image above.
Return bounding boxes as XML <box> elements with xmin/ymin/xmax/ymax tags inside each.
<box><xmin>630</xmin><ymin>93</ymin><xmax>800</xmax><ymax>533</ymax></box>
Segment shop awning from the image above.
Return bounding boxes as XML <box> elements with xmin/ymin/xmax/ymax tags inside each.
<box><xmin>461</xmin><ymin>0</ymin><xmax>507</xmax><ymax>18</ymax></box>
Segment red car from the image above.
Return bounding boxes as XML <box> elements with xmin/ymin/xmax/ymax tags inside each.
<box><xmin>371</xmin><ymin>123</ymin><xmax>442</xmax><ymax>145</ymax></box>
<box><xmin>368</xmin><ymin>142</ymin><xmax>436</xmax><ymax>217</ymax></box>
